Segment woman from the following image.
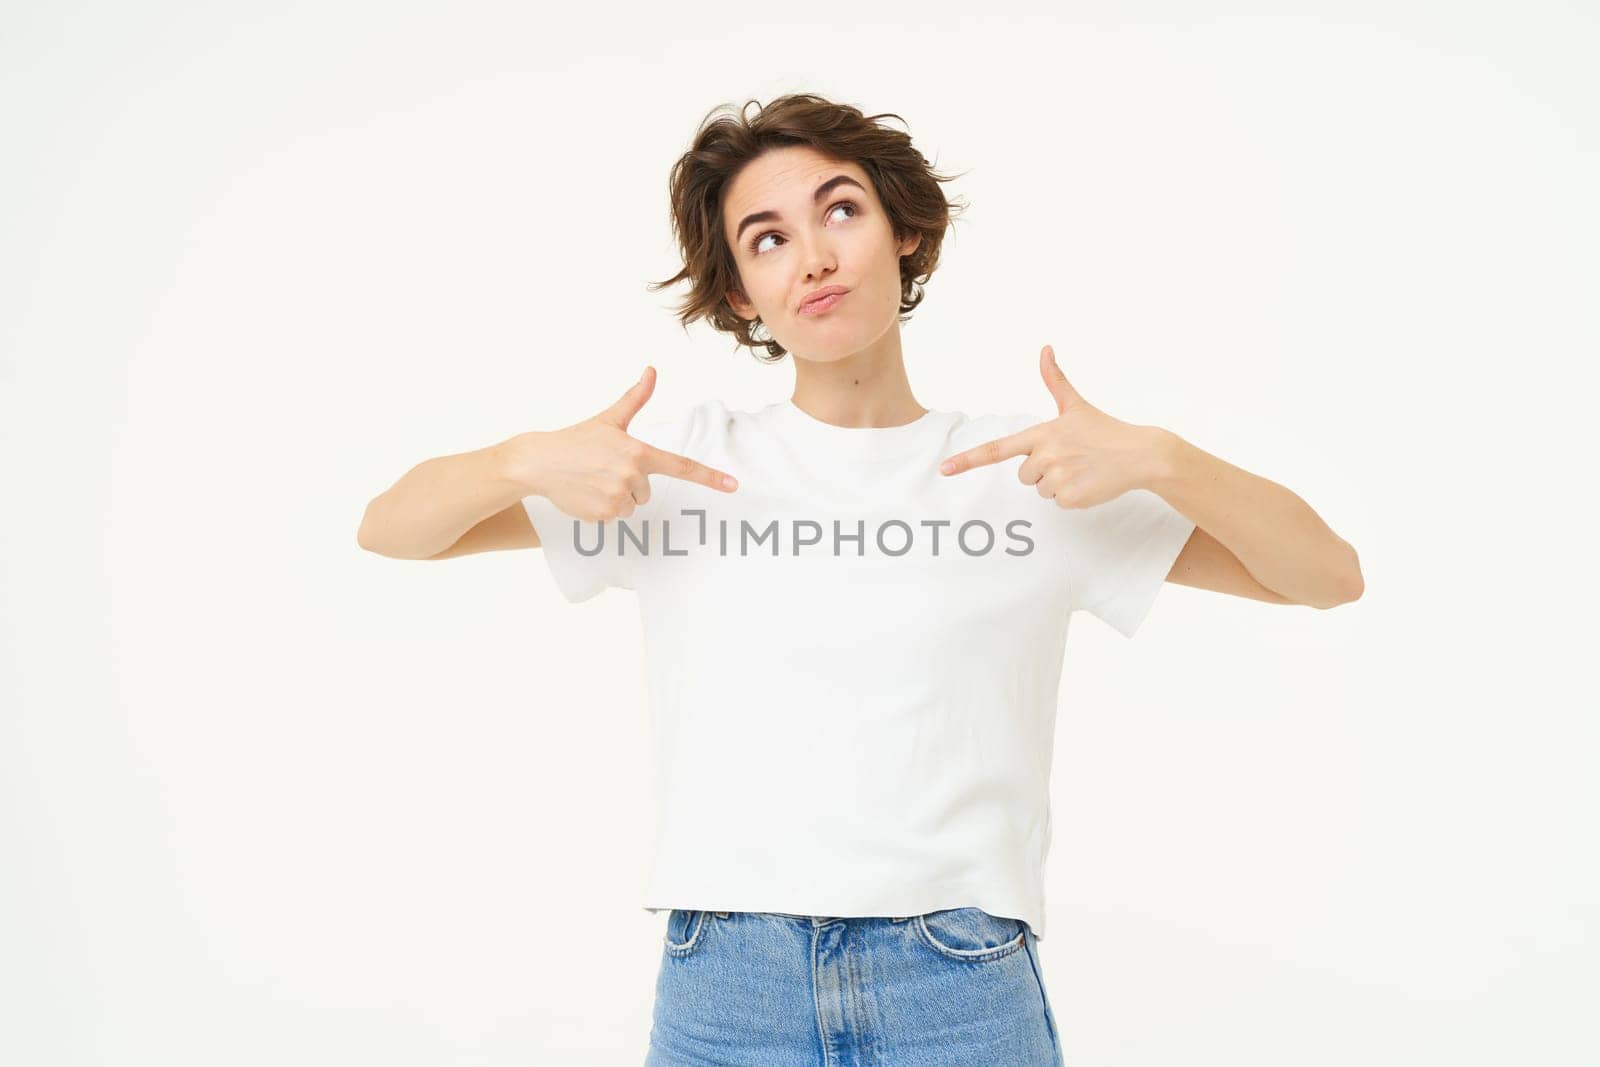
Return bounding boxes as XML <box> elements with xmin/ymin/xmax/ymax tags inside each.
<box><xmin>358</xmin><ymin>93</ymin><xmax>1363</xmax><ymax>1066</ymax></box>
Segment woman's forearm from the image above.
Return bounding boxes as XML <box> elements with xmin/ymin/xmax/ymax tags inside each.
<box><xmin>357</xmin><ymin>435</ymin><xmax>536</xmax><ymax>559</ymax></box>
<box><xmin>1147</xmin><ymin>429</ymin><xmax>1363</xmax><ymax>608</ymax></box>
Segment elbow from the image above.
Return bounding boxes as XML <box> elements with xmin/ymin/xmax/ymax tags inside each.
<box><xmin>1324</xmin><ymin>575</ymin><xmax>1364</xmax><ymax>609</ymax></box>
<box><xmin>356</xmin><ymin>509</ymin><xmax>430</xmax><ymax>560</ymax></box>
<box><xmin>1306</xmin><ymin>545</ymin><xmax>1363</xmax><ymax>610</ymax></box>
<box><xmin>356</xmin><ymin>501</ymin><xmax>386</xmax><ymax>555</ymax></box>
<box><xmin>1330</xmin><ymin>544</ymin><xmax>1364</xmax><ymax>607</ymax></box>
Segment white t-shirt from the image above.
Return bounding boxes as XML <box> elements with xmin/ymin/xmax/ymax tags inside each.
<box><xmin>520</xmin><ymin>398</ymin><xmax>1195</xmax><ymax>940</ymax></box>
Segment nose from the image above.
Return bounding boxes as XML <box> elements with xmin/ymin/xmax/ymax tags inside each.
<box><xmin>799</xmin><ymin>235</ymin><xmax>836</xmax><ymax>282</ymax></box>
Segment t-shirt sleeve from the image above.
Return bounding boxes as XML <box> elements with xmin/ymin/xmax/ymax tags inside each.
<box><xmin>519</xmin><ymin>404</ymin><xmax>703</xmax><ymax>603</ymax></box>
<box><xmin>1060</xmin><ymin>488</ymin><xmax>1196</xmax><ymax>638</ymax></box>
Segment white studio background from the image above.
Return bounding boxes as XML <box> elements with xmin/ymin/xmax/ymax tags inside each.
<box><xmin>3</xmin><ymin>3</ymin><xmax>1595</xmax><ymax>1065</ymax></box>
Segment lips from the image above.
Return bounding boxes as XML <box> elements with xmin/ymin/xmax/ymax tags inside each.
<box><xmin>799</xmin><ymin>285</ymin><xmax>850</xmax><ymax>315</ymax></box>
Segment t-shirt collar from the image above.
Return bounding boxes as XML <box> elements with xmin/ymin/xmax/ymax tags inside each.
<box><xmin>764</xmin><ymin>399</ymin><xmax>956</xmax><ymax>462</ymax></box>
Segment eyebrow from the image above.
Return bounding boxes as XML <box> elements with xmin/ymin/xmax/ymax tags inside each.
<box><xmin>733</xmin><ymin>174</ymin><xmax>868</xmax><ymax>247</ymax></box>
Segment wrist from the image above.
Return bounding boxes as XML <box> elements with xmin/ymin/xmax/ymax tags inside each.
<box><xmin>1138</xmin><ymin>426</ymin><xmax>1187</xmax><ymax>493</ymax></box>
<box><xmin>495</xmin><ymin>431</ymin><xmax>550</xmax><ymax>497</ymax></box>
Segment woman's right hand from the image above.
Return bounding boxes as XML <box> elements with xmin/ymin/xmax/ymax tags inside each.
<box><xmin>506</xmin><ymin>366</ymin><xmax>739</xmax><ymax>522</ymax></box>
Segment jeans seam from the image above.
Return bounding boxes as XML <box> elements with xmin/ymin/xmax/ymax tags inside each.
<box><xmin>1023</xmin><ymin>929</ymin><xmax>1061</xmax><ymax>1057</ymax></box>
<box><xmin>913</xmin><ymin>913</ymin><xmax>1027</xmax><ymax>961</ymax></box>
<box><xmin>811</xmin><ymin>923</ymin><xmax>831</xmax><ymax>1067</ymax></box>
<box><xmin>663</xmin><ymin>909</ymin><xmax>708</xmax><ymax>956</ymax></box>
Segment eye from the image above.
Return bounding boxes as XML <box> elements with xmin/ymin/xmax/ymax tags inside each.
<box><xmin>748</xmin><ymin>200</ymin><xmax>859</xmax><ymax>256</ymax></box>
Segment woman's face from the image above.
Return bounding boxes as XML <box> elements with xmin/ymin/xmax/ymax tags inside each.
<box><xmin>722</xmin><ymin>144</ymin><xmax>920</xmax><ymax>363</ymax></box>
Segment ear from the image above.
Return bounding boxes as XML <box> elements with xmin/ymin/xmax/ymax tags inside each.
<box><xmin>726</xmin><ymin>287</ymin><xmax>756</xmax><ymax>320</ymax></box>
<box><xmin>898</xmin><ymin>231</ymin><xmax>922</xmax><ymax>258</ymax></box>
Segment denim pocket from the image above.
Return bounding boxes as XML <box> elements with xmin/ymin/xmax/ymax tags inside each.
<box><xmin>914</xmin><ymin>907</ymin><xmax>1028</xmax><ymax>961</ymax></box>
<box><xmin>663</xmin><ymin>909</ymin><xmax>711</xmax><ymax>958</ymax></box>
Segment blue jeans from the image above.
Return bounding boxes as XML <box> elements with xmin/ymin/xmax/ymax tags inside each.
<box><xmin>645</xmin><ymin>908</ymin><xmax>1063</xmax><ymax>1066</ymax></box>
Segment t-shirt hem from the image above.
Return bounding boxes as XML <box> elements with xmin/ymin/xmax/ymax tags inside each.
<box><xmin>640</xmin><ymin>885</ymin><xmax>1049</xmax><ymax>940</ymax></box>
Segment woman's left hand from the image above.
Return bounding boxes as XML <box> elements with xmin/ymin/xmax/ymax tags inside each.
<box><xmin>938</xmin><ymin>344</ymin><xmax>1173</xmax><ymax>510</ymax></box>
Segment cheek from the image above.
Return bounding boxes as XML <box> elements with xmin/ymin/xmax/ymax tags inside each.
<box><xmin>739</xmin><ymin>278</ymin><xmax>777</xmax><ymax>316</ymax></box>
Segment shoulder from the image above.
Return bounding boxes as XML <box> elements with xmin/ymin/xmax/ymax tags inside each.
<box><xmin>944</xmin><ymin>410</ymin><xmax>1050</xmax><ymax>453</ymax></box>
<box><xmin>631</xmin><ymin>397</ymin><xmax>738</xmax><ymax>452</ymax></box>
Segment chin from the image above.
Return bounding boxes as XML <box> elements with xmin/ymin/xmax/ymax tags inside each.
<box><xmin>784</xmin><ymin>316</ymin><xmax>886</xmax><ymax>362</ymax></box>
<box><xmin>789</xmin><ymin>340</ymin><xmax>869</xmax><ymax>364</ymax></box>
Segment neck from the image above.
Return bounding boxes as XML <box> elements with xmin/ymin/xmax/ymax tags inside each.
<box><xmin>788</xmin><ymin>326</ymin><xmax>927</xmax><ymax>429</ymax></box>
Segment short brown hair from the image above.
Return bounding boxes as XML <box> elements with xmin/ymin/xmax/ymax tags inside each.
<box><xmin>647</xmin><ymin>93</ymin><xmax>969</xmax><ymax>363</ymax></box>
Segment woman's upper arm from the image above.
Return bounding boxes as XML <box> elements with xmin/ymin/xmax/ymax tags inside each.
<box><xmin>426</xmin><ymin>500</ymin><xmax>541</xmax><ymax>559</ymax></box>
<box><xmin>1166</xmin><ymin>525</ymin><xmax>1292</xmax><ymax>604</ymax></box>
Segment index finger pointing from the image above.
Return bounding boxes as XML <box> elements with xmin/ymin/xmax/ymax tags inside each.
<box><xmin>639</xmin><ymin>442</ymin><xmax>739</xmax><ymax>492</ymax></box>
<box><xmin>939</xmin><ymin>429</ymin><xmax>1033</xmax><ymax>475</ymax></box>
